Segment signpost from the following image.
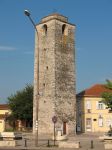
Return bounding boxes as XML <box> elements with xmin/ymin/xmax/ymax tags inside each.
<box><xmin>52</xmin><ymin>116</ymin><xmax>57</xmax><ymax>146</ymax></box>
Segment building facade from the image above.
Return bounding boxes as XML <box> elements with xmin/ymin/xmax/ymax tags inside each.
<box><xmin>33</xmin><ymin>13</ymin><xmax>76</xmax><ymax>136</ymax></box>
<box><xmin>0</xmin><ymin>104</ymin><xmax>32</xmax><ymax>132</ymax></box>
<box><xmin>76</xmin><ymin>84</ymin><xmax>112</xmax><ymax>133</ymax></box>
<box><xmin>0</xmin><ymin>104</ymin><xmax>10</xmax><ymax>132</ymax></box>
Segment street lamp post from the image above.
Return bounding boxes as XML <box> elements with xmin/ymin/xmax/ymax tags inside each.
<box><xmin>24</xmin><ymin>10</ymin><xmax>39</xmax><ymax>147</ymax></box>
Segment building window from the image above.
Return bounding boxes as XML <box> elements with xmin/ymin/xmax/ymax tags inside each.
<box><xmin>86</xmin><ymin>118</ymin><xmax>92</xmax><ymax>131</ymax></box>
<box><xmin>62</xmin><ymin>24</ymin><xmax>68</xmax><ymax>35</ymax></box>
<box><xmin>86</xmin><ymin>101</ymin><xmax>91</xmax><ymax>109</ymax></box>
<box><xmin>42</xmin><ymin>24</ymin><xmax>47</xmax><ymax>36</ymax></box>
<box><xmin>62</xmin><ymin>24</ymin><xmax>66</xmax><ymax>34</ymax></box>
<box><xmin>96</xmin><ymin>101</ymin><xmax>104</xmax><ymax>110</ymax></box>
<box><xmin>106</xmin><ymin>118</ymin><xmax>112</xmax><ymax>127</ymax></box>
<box><xmin>98</xmin><ymin>115</ymin><xmax>103</xmax><ymax>127</ymax></box>
<box><xmin>86</xmin><ymin>101</ymin><xmax>92</xmax><ymax>113</ymax></box>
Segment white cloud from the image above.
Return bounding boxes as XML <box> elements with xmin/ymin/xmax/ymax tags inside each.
<box><xmin>0</xmin><ymin>46</ymin><xmax>16</xmax><ymax>51</ymax></box>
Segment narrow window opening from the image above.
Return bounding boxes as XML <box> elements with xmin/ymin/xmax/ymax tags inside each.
<box><xmin>62</xmin><ymin>24</ymin><xmax>66</xmax><ymax>34</ymax></box>
<box><xmin>46</xmin><ymin>66</ymin><xmax>48</xmax><ymax>70</ymax></box>
<box><xmin>62</xmin><ymin>24</ymin><xmax>68</xmax><ymax>35</ymax></box>
<box><xmin>43</xmin><ymin>24</ymin><xmax>47</xmax><ymax>35</ymax></box>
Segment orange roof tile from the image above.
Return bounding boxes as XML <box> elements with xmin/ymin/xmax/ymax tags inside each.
<box><xmin>77</xmin><ymin>84</ymin><xmax>112</xmax><ymax>97</ymax></box>
<box><xmin>0</xmin><ymin>104</ymin><xmax>9</xmax><ymax>110</ymax></box>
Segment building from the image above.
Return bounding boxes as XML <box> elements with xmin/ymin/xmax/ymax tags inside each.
<box><xmin>0</xmin><ymin>104</ymin><xmax>10</xmax><ymax>132</ymax></box>
<box><xmin>76</xmin><ymin>84</ymin><xmax>112</xmax><ymax>133</ymax></box>
<box><xmin>0</xmin><ymin>104</ymin><xmax>32</xmax><ymax>132</ymax></box>
<box><xmin>33</xmin><ymin>13</ymin><xmax>76</xmax><ymax>136</ymax></box>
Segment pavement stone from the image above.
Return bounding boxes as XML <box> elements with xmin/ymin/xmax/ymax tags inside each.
<box><xmin>0</xmin><ymin>132</ymin><xmax>107</xmax><ymax>150</ymax></box>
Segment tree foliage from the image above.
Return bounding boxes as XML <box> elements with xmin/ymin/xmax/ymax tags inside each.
<box><xmin>7</xmin><ymin>84</ymin><xmax>33</xmax><ymax>121</ymax></box>
<box><xmin>102</xmin><ymin>92</ymin><xmax>112</xmax><ymax>110</ymax></box>
<box><xmin>105</xmin><ymin>79</ymin><xmax>112</xmax><ymax>89</ymax></box>
<box><xmin>102</xmin><ymin>80</ymin><xmax>112</xmax><ymax>111</ymax></box>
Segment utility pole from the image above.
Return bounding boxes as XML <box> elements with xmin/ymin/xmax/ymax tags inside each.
<box><xmin>24</xmin><ymin>10</ymin><xmax>39</xmax><ymax>147</ymax></box>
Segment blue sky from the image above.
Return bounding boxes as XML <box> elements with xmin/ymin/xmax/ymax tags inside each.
<box><xmin>0</xmin><ymin>0</ymin><xmax>112</xmax><ymax>103</ymax></box>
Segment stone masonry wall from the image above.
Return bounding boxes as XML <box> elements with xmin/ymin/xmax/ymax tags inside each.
<box><xmin>33</xmin><ymin>14</ymin><xmax>76</xmax><ymax>136</ymax></box>
<box><xmin>36</xmin><ymin>20</ymin><xmax>56</xmax><ymax>135</ymax></box>
<box><xmin>55</xmin><ymin>20</ymin><xmax>76</xmax><ymax>134</ymax></box>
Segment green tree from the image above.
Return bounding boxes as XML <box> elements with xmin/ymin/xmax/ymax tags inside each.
<box><xmin>7</xmin><ymin>84</ymin><xmax>33</xmax><ymax>124</ymax></box>
<box><xmin>105</xmin><ymin>79</ymin><xmax>112</xmax><ymax>89</ymax></box>
<box><xmin>102</xmin><ymin>80</ymin><xmax>112</xmax><ymax>111</ymax></box>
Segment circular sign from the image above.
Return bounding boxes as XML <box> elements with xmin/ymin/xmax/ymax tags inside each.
<box><xmin>52</xmin><ymin>116</ymin><xmax>57</xmax><ymax>123</ymax></box>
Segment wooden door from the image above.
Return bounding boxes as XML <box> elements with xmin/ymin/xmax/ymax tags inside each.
<box><xmin>63</xmin><ymin>122</ymin><xmax>66</xmax><ymax>135</ymax></box>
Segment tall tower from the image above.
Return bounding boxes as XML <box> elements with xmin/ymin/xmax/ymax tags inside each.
<box><xmin>33</xmin><ymin>13</ymin><xmax>76</xmax><ymax>136</ymax></box>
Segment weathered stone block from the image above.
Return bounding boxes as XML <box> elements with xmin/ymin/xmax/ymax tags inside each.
<box><xmin>0</xmin><ymin>132</ymin><xmax>22</xmax><ymax>140</ymax></box>
<box><xmin>104</xmin><ymin>143</ymin><xmax>112</xmax><ymax>149</ymax></box>
<box><xmin>0</xmin><ymin>140</ymin><xmax>17</xmax><ymax>147</ymax></box>
<box><xmin>59</xmin><ymin>141</ymin><xmax>80</xmax><ymax>148</ymax></box>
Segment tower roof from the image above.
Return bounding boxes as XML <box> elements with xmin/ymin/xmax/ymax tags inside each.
<box><xmin>41</xmin><ymin>13</ymin><xmax>68</xmax><ymax>23</ymax></box>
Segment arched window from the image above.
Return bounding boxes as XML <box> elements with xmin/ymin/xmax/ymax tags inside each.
<box><xmin>43</xmin><ymin>24</ymin><xmax>47</xmax><ymax>36</ymax></box>
<box><xmin>62</xmin><ymin>24</ymin><xmax>68</xmax><ymax>35</ymax></box>
<box><xmin>62</xmin><ymin>24</ymin><xmax>66</xmax><ymax>34</ymax></box>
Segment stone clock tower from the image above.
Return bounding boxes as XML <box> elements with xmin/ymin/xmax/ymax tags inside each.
<box><xmin>33</xmin><ymin>13</ymin><xmax>76</xmax><ymax>136</ymax></box>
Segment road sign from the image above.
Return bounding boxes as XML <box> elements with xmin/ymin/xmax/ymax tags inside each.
<box><xmin>52</xmin><ymin>116</ymin><xmax>57</xmax><ymax>124</ymax></box>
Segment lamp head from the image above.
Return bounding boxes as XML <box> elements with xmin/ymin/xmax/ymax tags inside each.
<box><xmin>24</xmin><ymin>10</ymin><xmax>30</xmax><ymax>16</ymax></box>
